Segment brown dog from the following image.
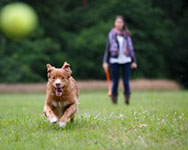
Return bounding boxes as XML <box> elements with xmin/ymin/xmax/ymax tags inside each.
<box><xmin>43</xmin><ymin>62</ymin><xmax>79</xmax><ymax>128</ymax></box>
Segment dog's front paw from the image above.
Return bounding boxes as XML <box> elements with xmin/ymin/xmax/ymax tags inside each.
<box><xmin>50</xmin><ymin>117</ymin><xmax>58</xmax><ymax>124</ymax></box>
<box><xmin>59</xmin><ymin>122</ymin><xmax>66</xmax><ymax>128</ymax></box>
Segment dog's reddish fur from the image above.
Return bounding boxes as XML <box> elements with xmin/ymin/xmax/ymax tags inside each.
<box><xmin>43</xmin><ymin>62</ymin><xmax>79</xmax><ymax>128</ymax></box>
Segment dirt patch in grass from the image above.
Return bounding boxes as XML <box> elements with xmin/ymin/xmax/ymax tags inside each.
<box><xmin>0</xmin><ymin>79</ymin><xmax>180</xmax><ymax>93</ymax></box>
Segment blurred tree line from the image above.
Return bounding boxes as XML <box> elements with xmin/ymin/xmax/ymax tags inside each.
<box><xmin>0</xmin><ymin>0</ymin><xmax>187</xmax><ymax>87</ymax></box>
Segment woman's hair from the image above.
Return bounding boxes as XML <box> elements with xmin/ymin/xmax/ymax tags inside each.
<box><xmin>115</xmin><ymin>15</ymin><xmax>131</xmax><ymax>35</ymax></box>
<box><xmin>114</xmin><ymin>15</ymin><xmax>126</xmax><ymax>30</ymax></box>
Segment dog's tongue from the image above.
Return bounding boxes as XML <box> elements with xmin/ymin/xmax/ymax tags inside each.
<box><xmin>55</xmin><ymin>87</ymin><xmax>63</xmax><ymax>96</ymax></box>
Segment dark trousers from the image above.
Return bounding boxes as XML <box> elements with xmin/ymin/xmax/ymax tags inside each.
<box><xmin>110</xmin><ymin>63</ymin><xmax>131</xmax><ymax>96</ymax></box>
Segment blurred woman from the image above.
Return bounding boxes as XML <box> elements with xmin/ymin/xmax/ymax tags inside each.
<box><xmin>103</xmin><ymin>15</ymin><xmax>137</xmax><ymax>105</ymax></box>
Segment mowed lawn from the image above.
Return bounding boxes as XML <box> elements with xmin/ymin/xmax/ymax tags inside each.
<box><xmin>0</xmin><ymin>91</ymin><xmax>188</xmax><ymax>150</ymax></box>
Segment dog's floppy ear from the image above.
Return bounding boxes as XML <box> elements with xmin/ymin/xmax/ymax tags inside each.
<box><xmin>46</xmin><ymin>64</ymin><xmax>54</xmax><ymax>78</ymax></box>
<box><xmin>62</xmin><ymin>62</ymin><xmax>72</xmax><ymax>78</ymax></box>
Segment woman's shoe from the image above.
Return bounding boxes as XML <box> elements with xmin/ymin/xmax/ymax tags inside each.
<box><xmin>111</xmin><ymin>95</ymin><xmax>117</xmax><ymax>104</ymax></box>
<box><xmin>125</xmin><ymin>94</ymin><xmax>130</xmax><ymax>105</ymax></box>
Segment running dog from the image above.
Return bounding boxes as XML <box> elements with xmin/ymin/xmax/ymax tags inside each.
<box><xmin>43</xmin><ymin>62</ymin><xmax>79</xmax><ymax>128</ymax></box>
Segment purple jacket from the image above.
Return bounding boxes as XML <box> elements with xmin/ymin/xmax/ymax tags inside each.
<box><xmin>103</xmin><ymin>28</ymin><xmax>136</xmax><ymax>63</ymax></box>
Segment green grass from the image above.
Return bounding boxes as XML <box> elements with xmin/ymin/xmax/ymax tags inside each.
<box><xmin>0</xmin><ymin>91</ymin><xmax>188</xmax><ymax>150</ymax></box>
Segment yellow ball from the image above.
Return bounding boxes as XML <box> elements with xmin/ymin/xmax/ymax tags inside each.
<box><xmin>0</xmin><ymin>2</ymin><xmax>38</xmax><ymax>39</ymax></box>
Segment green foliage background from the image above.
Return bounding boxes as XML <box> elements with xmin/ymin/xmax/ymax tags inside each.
<box><xmin>0</xmin><ymin>0</ymin><xmax>187</xmax><ymax>87</ymax></box>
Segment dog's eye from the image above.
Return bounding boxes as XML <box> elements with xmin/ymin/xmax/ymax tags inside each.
<box><xmin>52</xmin><ymin>76</ymin><xmax>55</xmax><ymax>80</ymax></box>
<box><xmin>62</xmin><ymin>77</ymin><xmax>64</xmax><ymax>80</ymax></box>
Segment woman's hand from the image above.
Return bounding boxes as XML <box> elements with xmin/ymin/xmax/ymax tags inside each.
<box><xmin>131</xmin><ymin>62</ymin><xmax>137</xmax><ymax>69</ymax></box>
<box><xmin>103</xmin><ymin>62</ymin><xmax>109</xmax><ymax>70</ymax></box>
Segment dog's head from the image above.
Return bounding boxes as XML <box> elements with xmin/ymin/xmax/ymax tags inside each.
<box><xmin>46</xmin><ymin>62</ymin><xmax>72</xmax><ymax>96</ymax></box>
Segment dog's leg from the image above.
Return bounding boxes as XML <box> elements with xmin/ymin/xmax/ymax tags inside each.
<box><xmin>59</xmin><ymin>103</ymin><xmax>77</xmax><ymax>128</ymax></box>
<box><xmin>43</xmin><ymin>104</ymin><xmax>58</xmax><ymax>124</ymax></box>
<box><xmin>70</xmin><ymin>114</ymin><xmax>75</xmax><ymax>122</ymax></box>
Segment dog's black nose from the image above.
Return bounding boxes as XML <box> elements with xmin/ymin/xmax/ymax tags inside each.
<box><xmin>56</xmin><ymin>83</ymin><xmax>61</xmax><ymax>87</ymax></box>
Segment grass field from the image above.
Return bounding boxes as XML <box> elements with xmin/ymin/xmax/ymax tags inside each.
<box><xmin>0</xmin><ymin>91</ymin><xmax>188</xmax><ymax>150</ymax></box>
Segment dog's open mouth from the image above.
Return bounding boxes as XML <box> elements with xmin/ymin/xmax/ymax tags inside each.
<box><xmin>55</xmin><ymin>86</ymin><xmax>65</xmax><ymax>96</ymax></box>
